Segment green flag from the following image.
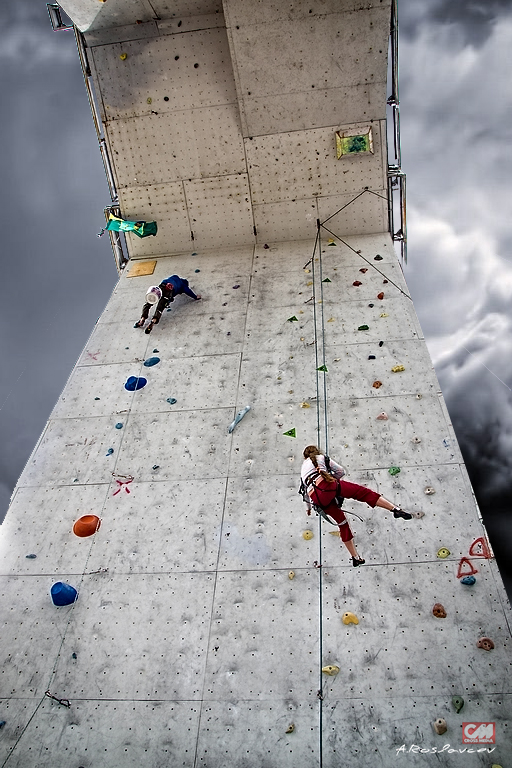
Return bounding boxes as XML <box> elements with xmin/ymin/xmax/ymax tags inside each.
<box><xmin>106</xmin><ymin>214</ymin><xmax>158</xmax><ymax>238</ymax></box>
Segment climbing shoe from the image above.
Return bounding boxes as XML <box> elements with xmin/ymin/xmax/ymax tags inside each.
<box><xmin>393</xmin><ymin>508</ymin><xmax>413</xmax><ymax>520</ymax></box>
<box><xmin>134</xmin><ymin>319</ymin><xmax>145</xmax><ymax>328</ymax></box>
<box><xmin>145</xmin><ymin>322</ymin><xmax>155</xmax><ymax>334</ymax></box>
<box><xmin>352</xmin><ymin>557</ymin><xmax>365</xmax><ymax>567</ymax></box>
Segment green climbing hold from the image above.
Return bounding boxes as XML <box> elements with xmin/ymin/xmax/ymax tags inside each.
<box><xmin>388</xmin><ymin>466</ymin><xmax>400</xmax><ymax>476</ymax></box>
<box><xmin>322</xmin><ymin>278</ymin><xmax>332</xmax><ymax>283</ymax></box>
<box><xmin>317</xmin><ymin>365</ymin><xmax>328</xmax><ymax>372</ymax></box>
<box><xmin>358</xmin><ymin>325</ymin><xmax>370</xmax><ymax>331</ymax></box>
<box><xmin>452</xmin><ymin>695</ymin><xmax>464</xmax><ymax>713</ymax></box>
<box><xmin>288</xmin><ymin>316</ymin><xmax>298</xmax><ymax>322</ymax></box>
<box><xmin>283</xmin><ymin>428</ymin><xmax>296</xmax><ymax>438</ymax></box>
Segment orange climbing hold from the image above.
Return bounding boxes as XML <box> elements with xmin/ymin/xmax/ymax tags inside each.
<box><xmin>377</xmin><ymin>292</ymin><xmax>384</xmax><ymax>300</ymax></box>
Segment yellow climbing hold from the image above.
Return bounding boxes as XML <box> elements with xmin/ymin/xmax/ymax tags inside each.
<box><xmin>304</xmin><ymin>269</ymin><xmax>311</xmax><ymax>273</ymax></box>
<box><xmin>342</xmin><ymin>612</ymin><xmax>359</xmax><ymax>625</ymax></box>
<box><xmin>288</xmin><ymin>571</ymin><xmax>295</xmax><ymax>580</ymax></box>
<box><xmin>328</xmin><ymin>530</ymin><xmax>341</xmax><ymax>537</ymax></box>
<box><xmin>302</xmin><ymin>530</ymin><xmax>314</xmax><ymax>540</ymax></box>
<box><xmin>322</xmin><ymin>665</ymin><xmax>339</xmax><ymax>676</ymax></box>
<box><xmin>300</xmin><ymin>402</ymin><xmax>310</xmax><ymax>409</ymax></box>
<box><xmin>327</xmin><ymin>317</ymin><xmax>335</xmax><ymax>323</ymax></box>
<box><xmin>306</xmin><ymin>281</ymin><xmax>313</xmax><ymax>286</ymax></box>
<box><xmin>380</xmin><ymin>312</ymin><xmax>389</xmax><ymax>318</ymax></box>
<box><xmin>120</xmin><ymin>52</ymin><xmax>128</xmax><ymax>60</ymax></box>
<box><xmin>285</xmin><ymin>724</ymin><xmax>295</xmax><ymax>734</ymax></box>
<box><xmin>437</xmin><ymin>547</ymin><xmax>450</xmax><ymax>559</ymax></box>
<box><xmin>147</xmin><ymin>97</ymin><xmax>152</xmax><ymax>104</ymax></box>
<box><xmin>391</xmin><ymin>365</ymin><xmax>405</xmax><ymax>373</ymax></box>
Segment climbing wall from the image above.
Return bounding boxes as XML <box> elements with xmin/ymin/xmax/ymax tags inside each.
<box><xmin>0</xmin><ymin>0</ymin><xmax>511</xmax><ymax>765</ymax></box>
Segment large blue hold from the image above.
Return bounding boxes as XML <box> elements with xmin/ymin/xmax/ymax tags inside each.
<box><xmin>125</xmin><ymin>376</ymin><xmax>147</xmax><ymax>391</ymax></box>
<box><xmin>51</xmin><ymin>582</ymin><xmax>78</xmax><ymax>606</ymax></box>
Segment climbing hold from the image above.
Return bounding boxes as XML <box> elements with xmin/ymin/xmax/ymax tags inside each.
<box><xmin>342</xmin><ymin>612</ymin><xmax>359</xmax><ymax>625</ymax></box>
<box><xmin>322</xmin><ymin>277</ymin><xmax>332</xmax><ymax>283</ymax></box>
<box><xmin>51</xmin><ymin>582</ymin><xmax>78</xmax><ymax>606</ymax></box>
<box><xmin>424</xmin><ymin>486</ymin><xmax>435</xmax><ymax>495</ymax></box>
<box><xmin>416</xmin><ymin>393</ymin><xmax>422</xmax><ymax>399</ymax></box>
<box><xmin>368</xmin><ymin>303</ymin><xmax>374</xmax><ymax>307</ymax></box>
<box><xmin>285</xmin><ymin>723</ymin><xmax>295</xmax><ymax>734</ymax></box>
<box><xmin>72</xmin><ymin>652</ymin><xmax>78</xmax><ymax>660</ymax></box>
<box><xmin>391</xmin><ymin>365</ymin><xmax>405</xmax><ymax>372</ymax></box>
<box><xmin>452</xmin><ymin>696</ymin><xmax>464</xmax><ymax>713</ymax></box>
<box><xmin>73</xmin><ymin>515</ymin><xmax>101</xmax><ymax>538</ymax></box>
<box><xmin>327</xmin><ymin>239</ymin><xmax>336</xmax><ymax>246</ymax></box>
<box><xmin>388</xmin><ymin>466</ymin><xmax>400</xmax><ymax>476</ymax></box>
<box><xmin>380</xmin><ymin>313</ymin><xmax>389</xmax><ymax>318</ymax></box>
<box><xmin>288</xmin><ymin>571</ymin><xmax>295</xmax><ymax>580</ymax></box>
<box><xmin>228</xmin><ymin>405</ymin><xmax>251</xmax><ymax>433</ymax></box>
<box><xmin>412</xmin><ymin>510</ymin><xmax>425</xmax><ymax>519</ymax></box>
<box><xmin>368</xmin><ymin>355</ymin><xmax>376</xmax><ymax>359</ymax></box>
<box><xmin>374</xmin><ymin>255</ymin><xmax>383</xmax><ymax>261</ymax></box>
<box><xmin>146</xmin><ymin>97</ymin><xmax>152</xmax><ymax>104</ymax></box>
<box><xmin>352</xmin><ymin>280</ymin><xmax>362</xmax><ymax>286</ymax></box>
<box><xmin>152</xmin><ymin>465</ymin><xmax>160</xmax><ymax>471</ymax></box>
<box><xmin>328</xmin><ymin>530</ymin><xmax>341</xmax><ymax>537</ymax></box>
<box><xmin>432</xmin><ymin>603</ymin><xmax>447</xmax><ymax>618</ymax></box>
<box><xmin>195</xmin><ymin>269</ymin><xmax>200</xmax><ymax>273</ymax></box>
<box><xmin>460</xmin><ymin>575</ymin><xmax>476</xmax><ymax>586</ymax></box>
<box><xmin>468</xmin><ymin>537</ymin><xmax>492</xmax><ymax>558</ymax></box>
<box><xmin>372</xmin><ymin>380</ymin><xmax>383</xmax><ymax>388</ymax></box>
<box><xmin>376</xmin><ymin>412</ymin><xmax>388</xmax><ymax>420</ymax></box>
<box><xmin>143</xmin><ymin>357</ymin><xmax>160</xmax><ymax>367</ymax></box>
<box><xmin>457</xmin><ymin>558</ymin><xmax>478</xmax><ymax>578</ymax></box>
<box><xmin>379</xmin><ymin>340</ymin><xmax>384</xmax><ymax>347</ymax></box>
<box><xmin>283</xmin><ymin>428</ymin><xmax>296</xmax><ymax>438</ymax></box>
<box><xmin>477</xmin><ymin>636</ymin><xmax>495</xmax><ymax>651</ymax></box>
<box><xmin>119</xmin><ymin>52</ymin><xmax>127</xmax><ymax>60</ymax></box>
<box><xmin>327</xmin><ymin>317</ymin><xmax>335</xmax><ymax>322</ymax></box>
<box><xmin>288</xmin><ymin>316</ymin><xmax>298</xmax><ymax>322</ymax></box>
<box><xmin>359</xmin><ymin>268</ymin><xmax>368</xmax><ymax>273</ymax></box>
<box><xmin>317</xmin><ymin>365</ymin><xmax>328</xmax><ymax>372</ymax></box>
<box><xmin>437</xmin><ymin>547</ymin><xmax>450</xmax><ymax>559</ymax></box>
<box><xmin>232</xmin><ymin>284</ymin><xmax>240</xmax><ymax>289</ymax></box>
<box><xmin>377</xmin><ymin>292</ymin><xmax>384</xmax><ymax>300</ymax></box>
<box><xmin>166</xmin><ymin>397</ymin><xmax>177</xmax><ymax>405</ymax></box>
<box><xmin>433</xmin><ymin>718</ymin><xmax>447</xmax><ymax>735</ymax></box>
<box><xmin>106</xmin><ymin>448</ymin><xmax>114</xmax><ymax>456</ymax></box>
<box><xmin>383</xmin><ymin>280</ymin><xmax>388</xmax><ymax>284</ymax></box>
<box><xmin>302</xmin><ymin>530</ymin><xmax>313</xmax><ymax>540</ymax></box>
<box><xmin>0</xmin><ymin>721</ymin><xmax>5</xmax><ymax>729</ymax></box>
<box><xmin>304</xmin><ymin>269</ymin><xmax>311</xmax><ymax>273</ymax></box>
<box><xmin>94</xmin><ymin>397</ymin><xmax>100</xmax><ymax>400</ymax></box>
<box><xmin>412</xmin><ymin>436</ymin><xmax>421</xmax><ymax>444</ymax></box>
<box><xmin>115</xmin><ymin>423</ymin><xmax>123</xmax><ymax>429</ymax></box>
<box><xmin>125</xmin><ymin>376</ymin><xmax>147</xmax><ymax>391</ymax></box>
<box><xmin>358</xmin><ymin>325</ymin><xmax>369</xmax><ymax>331</ymax></box>
<box><xmin>300</xmin><ymin>402</ymin><xmax>310</xmax><ymax>408</ymax></box>
<box><xmin>26</xmin><ymin>554</ymin><xmax>37</xmax><ymax>559</ymax></box>
<box><xmin>321</xmin><ymin>665</ymin><xmax>339</xmax><ymax>676</ymax></box>
<box><xmin>264</xmin><ymin>243</ymin><xmax>270</xmax><ymax>249</ymax></box>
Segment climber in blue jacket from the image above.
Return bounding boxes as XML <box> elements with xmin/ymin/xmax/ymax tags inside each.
<box><xmin>134</xmin><ymin>275</ymin><xmax>202</xmax><ymax>334</ymax></box>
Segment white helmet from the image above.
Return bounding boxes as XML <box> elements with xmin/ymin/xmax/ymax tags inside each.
<box><xmin>145</xmin><ymin>285</ymin><xmax>162</xmax><ymax>304</ymax></box>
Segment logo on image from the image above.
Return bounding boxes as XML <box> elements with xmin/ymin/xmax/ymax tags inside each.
<box><xmin>462</xmin><ymin>723</ymin><xmax>495</xmax><ymax>744</ymax></box>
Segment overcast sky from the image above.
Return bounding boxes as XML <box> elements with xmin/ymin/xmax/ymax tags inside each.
<box><xmin>1</xmin><ymin>0</ymin><xmax>511</xmax><ymax>597</ymax></box>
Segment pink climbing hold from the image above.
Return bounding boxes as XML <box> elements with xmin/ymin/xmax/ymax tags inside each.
<box><xmin>376</xmin><ymin>412</ymin><xmax>388</xmax><ymax>420</ymax></box>
<box><xmin>457</xmin><ymin>557</ymin><xmax>478</xmax><ymax>579</ymax></box>
<box><xmin>468</xmin><ymin>537</ymin><xmax>492</xmax><ymax>559</ymax></box>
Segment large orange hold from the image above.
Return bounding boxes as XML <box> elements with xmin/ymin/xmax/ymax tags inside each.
<box><xmin>73</xmin><ymin>515</ymin><xmax>101</xmax><ymax>537</ymax></box>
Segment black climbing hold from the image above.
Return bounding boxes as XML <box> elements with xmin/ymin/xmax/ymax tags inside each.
<box><xmin>195</xmin><ymin>269</ymin><xmax>200</xmax><ymax>273</ymax></box>
<box><xmin>0</xmin><ymin>721</ymin><xmax>5</xmax><ymax>729</ymax></box>
<box><xmin>264</xmin><ymin>244</ymin><xmax>269</xmax><ymax>249</ymax></box>
<box><xmin>152</xmin><ymin>465</ymin><xmax>160</xmax><ymax>471</ymax></box>
<box><xmin>164</xmin><ymin>96</ymin><xmax>169</xmax><ymax>101</ymax></box>
<box><xmin>72</xmin><ymin>652</ymin><xmax>78</xmax><ymax>660</ymax></box>
<box><xmin>125</xmin><ymin>376</ymin><xmax>147</xmax><ymax>391</ymax></box>
<box><xmin>125</xmin><ymin>347</ymin><xmax>129</xmax><ymax>350</ymax></box>
<box><xmin>374</xmin><ymin>254</ymin><xmax>383</xmax><ymax>261</ymax></box>
<box><xmin>233</xmin><ymin>285</ymin><xmax>240</xmax><ymax>289</ymax></box>
<box><xmin>368</xmin><ymin>303</ymin><xmax>374</xmax><ymax>307</ymax></box>
<box><xmin>175</xmin><ymin>55</ymin><xmax>179</xmax><ymax>60</ymax></box>
<box><xmin>192</xmin><ymin>252</ymin><xmax>197</xmax><ymax>255</ymax></box>
<box><xmin>94</xmin><ymin>397</ymin><xmax>100</xmax><ymax>400</ymax></box>
<box><xmin>153</xmin><ymin>349</ymin><xmax>159</xmax><ymax>353</ymax></box>
<box><xmin>25</xmin><ymin>554</ymin><xmax>37</xmax><ymax>559</ymax></box>
<box><xmin>115</xmin><ymin>423</ymin><xmax>123</xmax><ymax>429</ymax></box>
<box><xmin>194</xmin><ymin>62</ymin><xmax>199</xmax><ymax>68</ymax></box>
<box><xmin>368</xmin><ymin>355</ymin><xmax>376</xmax><ymax>360</ymax></box>
<box><xmin>143</xmin><ymin>356</ymin><xmax>160</xmax><ymax>367</ymax></box>
<box><xmin>379</xmin><ymin>341</ymin><xmax>384</xmax><ymax>347</ymax></box>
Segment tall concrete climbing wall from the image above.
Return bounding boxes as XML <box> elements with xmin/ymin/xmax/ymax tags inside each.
<box><xmin>0</xmin><ymin>1</ymin><xmax>510</xmax><ymax>766</ymax></box>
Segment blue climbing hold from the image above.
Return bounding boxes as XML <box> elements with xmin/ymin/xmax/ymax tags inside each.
<box><xmin>461</xmin><ymin>575</ymin><xmax>476</xmax><ymax>586</ymax></box>
<box><xmin>153</xmin><ymin>349</ymin><xmax>159</xmax><ymax>353</ymax></box>
<box><xmin>143</xmin><ymin>357</ymin><xmax>160</xmax><ymax>367</ymax></box>
<box><xmin>25</xmin><ymin>554</ymin><xmax>37</xmax><ymax>559</ymax></box>
<box><xmin>115</xmin><ymin>423</ymin><xmax>123</xmax><ymax>429</ymax></box>
<box><xmin>192</xmin><ymin>252</ymin><xmax>198</xmax><ymax>256</ymax></box>
<box><xmin>195</xmin><ymin>269</ymin><xmax>200</xmax><ymax>273</ymax></box>
<box><xmin>106</xmin><ymin>448</ymin><xmax>114</xmax><ymax>456</ymax></box>
<box><xmin>125</xmin><ymin>376</ymin><xmax>147</xmax><ymax>391</ymax></box>
<box><xmin>51</xmin><ymin>582</ymin><xmax>78</xmax><ymax>606</ymax></box>
<box><xmin>166</xmin><ymin>397</ymin><xmax>177</xmax><ymax>405</ymax></box>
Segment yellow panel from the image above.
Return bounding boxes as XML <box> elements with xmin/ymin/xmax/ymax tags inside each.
<box><xmin>126</xmin><ymin>260</ymin><xmax>157</xmax><ymax>277</ymax></box>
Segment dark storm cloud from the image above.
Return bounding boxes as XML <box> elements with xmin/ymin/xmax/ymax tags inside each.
<box><xmin>398</xmin><ymin>0</ymin><xmax>512</xmax><ymax>47</ymax></box>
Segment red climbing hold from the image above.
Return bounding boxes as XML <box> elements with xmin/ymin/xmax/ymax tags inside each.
<box><xmin>457</xmin><ymin>557</ymin><xmax>478</xmax><ymax>579</ymax></box>
<box><xmin>353</xmin><ymin>280</ymin><xmax>362</xmax><ymax>286</ymax></box>
<box><xmin>468</xmin><ymin>537</ymin><xmax>492</xmax><ymax>558</ymax></box>
<box><xmin>359</xmin><ymin>268</ymin><xmax>368</xmax><ymax>273</ymax></box>
<box><xmin>377</xmin><ymin>292</ymin><xmax>384</xmax><ymax>300</ymax></box>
